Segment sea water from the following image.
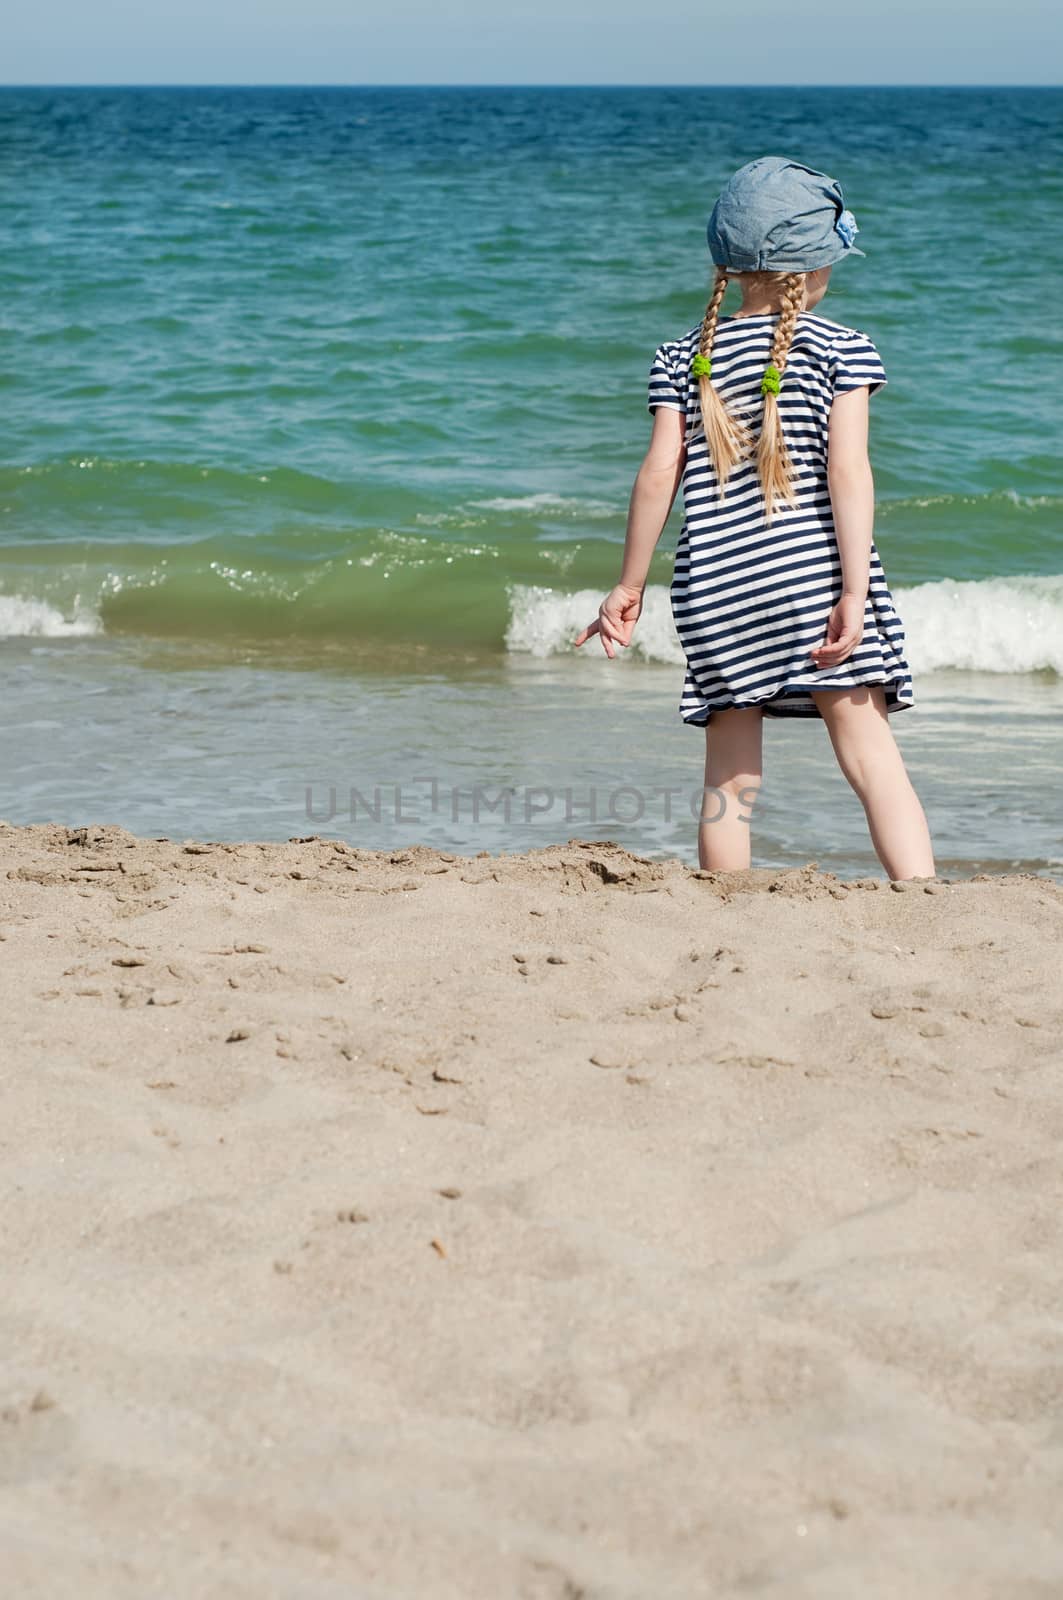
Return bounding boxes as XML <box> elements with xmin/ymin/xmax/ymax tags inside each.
<box><xmin>2</xmin><ymin>86</ymin><xmax>1061</xmax><ymax>876</ymax></box>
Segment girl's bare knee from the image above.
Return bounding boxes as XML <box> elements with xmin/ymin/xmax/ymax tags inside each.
<box><xmin>698</xmin><ymin>776</ymin><xmax>761</xmax><ymax>820</ymax></box>
<box><xmin>837</xmin><ymin>755</ymin><xmax>881</xmax><ymax>801</ymax></box>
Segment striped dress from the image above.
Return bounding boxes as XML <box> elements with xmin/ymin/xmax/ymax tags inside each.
<box><xmin>648</xmin><ymin>310</ymin><xmax>914</xmax><ymax>727</ymax></box>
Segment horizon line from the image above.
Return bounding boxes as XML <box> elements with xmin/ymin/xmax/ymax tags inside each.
<box><xmin>1</xmin><ymin>81</ymin><xmax>1059</xmax><ymax>91</ymax></box>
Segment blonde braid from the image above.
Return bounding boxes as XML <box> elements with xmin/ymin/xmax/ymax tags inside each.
<box><xmin>757</xmin><ymin>270</ymin><xmax>805</xmax><ymax>521</ymax></box>
<box><xmin>696</xmin><ymin>267</ymin><xmax>755</xmax><ymax>497</ymax></box>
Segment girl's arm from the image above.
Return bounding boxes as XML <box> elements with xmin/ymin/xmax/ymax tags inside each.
<box><xmin>574</xmin><ymin>407</ymin><xmax>687</xmax><ymax>658</ymax></box>
<box><xmin>619</xmin><ymin>406</ymin><xmax>688</xmax><ymax>590</ymax></box>
<box><xmin>827</xmin><ymin>384</ymin><xmax>874</xmax><ymax>594</ymax></box>
<box><xmin>812</xmin><ymin>385</ymin><xmax>875</xmax><ymax>668</ymax></box>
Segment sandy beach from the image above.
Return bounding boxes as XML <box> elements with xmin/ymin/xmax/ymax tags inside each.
<box><xmin>2</xmin><ymin>822</ymin><xmax>1062</xmax><ymax>1594</ymax></box>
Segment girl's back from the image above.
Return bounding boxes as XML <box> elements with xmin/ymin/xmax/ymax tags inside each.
<box><xmin>648</xmin><ymin>309</ymin><xmax>909</xmax><ymax>727</ymax></box>
<box><xmin>650</xmin><ymin>310</ymin><xmax>886</xmax><ymax>509</ymax></box>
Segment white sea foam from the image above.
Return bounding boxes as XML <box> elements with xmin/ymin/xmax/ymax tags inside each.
<box><xmin>475</xmin><ymin>493</ymin><xmax>618</xmax><ymax>519</ymax></box>
<box><xmin>506</xmin><ymin>584</ymin><xmax>685</xmax><ymax>664</ymax></box>
<box><xmin>0</xmin><ymin>594</ymin><xmax>102</xmax><ymax>639</ymax></box>
<box><xmin>506</xmin><ymin>575</ymin><xmax>1063</xmax><ymax>676</ymax></box>
<box><xmin>893</xmin><ymin>575</ymin><xmax>1063</xmax><ymax>674</ymax></box>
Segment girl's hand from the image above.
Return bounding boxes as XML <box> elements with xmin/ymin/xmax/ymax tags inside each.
<box><xmin>574</xmin><ymin>583</ymin><xmax>643</xmax><ymax>659</ymax></box>
<box><xmin>811</xmin><ymin>592</ymin><xmax>865</xmax><ymax>668</ymax></box>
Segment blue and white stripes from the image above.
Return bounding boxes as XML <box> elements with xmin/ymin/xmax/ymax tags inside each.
<box><xmin>648</xmin><ymin>311</ymin><xmax>913</xmax><ymax>726</ymax></box>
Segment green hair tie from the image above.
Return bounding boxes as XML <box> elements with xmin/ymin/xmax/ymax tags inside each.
<box><xmin>761</xmin><ymin>364</ymin><xmax>782</xmax><ymax>397</ymax></box>
<box><xmin>691</xmin><ymin>354</ymin><xmax>712</xmax><ymax>379</ymax></box>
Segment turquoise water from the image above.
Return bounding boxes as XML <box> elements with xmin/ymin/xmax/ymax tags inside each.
<box><xmin>1</xmin><ymin>87</ymin><xmax>1061</xmax><ymax>874</ymax></box>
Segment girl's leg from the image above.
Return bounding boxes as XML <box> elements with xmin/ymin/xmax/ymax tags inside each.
<box><xmin>810</xmin><ymin>686</ymin><xmax>935</xmax><ymax>880</ymax></box>
<box><xmin>699</xmin><ymin>706</ymin><xmax>764</xmax><ymax>870</ymax></box>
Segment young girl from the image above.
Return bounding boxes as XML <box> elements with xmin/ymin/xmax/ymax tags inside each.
<box><xmin>574</xmin><ymin>155</ymin><xmax>935</xmax><ymax>882</ymax></box>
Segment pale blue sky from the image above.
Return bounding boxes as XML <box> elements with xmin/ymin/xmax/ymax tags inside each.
<box><xmin>5</xmin><ymin>0</ymin><xmax>1059</xmax><ymax>86</ymax></box>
